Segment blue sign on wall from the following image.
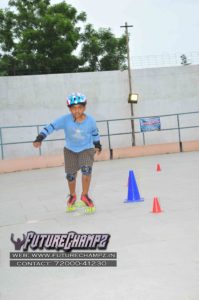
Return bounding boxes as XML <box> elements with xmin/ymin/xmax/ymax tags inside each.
<box><xmin>140</xmin><ymin>117</ymin><xmax>161</xmax><ymax>132</ymax></box>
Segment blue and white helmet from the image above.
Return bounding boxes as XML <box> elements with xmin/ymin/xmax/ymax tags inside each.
<box><xmin>66</xmin><ymin>92</ymin><xmax>87</xmax><ymax>107</ymax></box>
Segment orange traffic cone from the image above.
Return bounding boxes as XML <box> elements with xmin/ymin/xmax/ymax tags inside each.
<box><xmin>156</xmin><ymin>164</ymin><xmax>161</xmax><ymax>172</ymax></box>
<box><xmin>152</xmin><ymin>197</ymin><xmax>162</xmax><ymax>213</ymax></box>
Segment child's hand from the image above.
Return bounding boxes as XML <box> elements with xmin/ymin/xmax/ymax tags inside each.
<box><xmin>33</xmin><ymin>134</ymin><xmax>46</xmax><ymax>148</ymax></box>
<box><xmin>95</xmin><ymin>148</ymin><xmax>101</xmax><ymax>155</ymax></box>
<box><xmin>94</xmin><ymin>141</ymin><xmax>102</xmax><ymax>155</ymax></box>
<box><xmin>33</xmin><ymin>141</ymin><xmax>42</xmax><ymax>148</ymax></box>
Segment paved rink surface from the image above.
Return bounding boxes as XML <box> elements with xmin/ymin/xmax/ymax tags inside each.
<box><xmin>0</xmin><ymin>151</ymin><xmax>199</xmax><ymax>300</ymax></box>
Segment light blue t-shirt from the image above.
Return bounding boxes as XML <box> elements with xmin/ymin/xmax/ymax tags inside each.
<box><xmin>40</xmin><ymin>114</ymin><xmax>100</xmax><ymax>153</ymax></box>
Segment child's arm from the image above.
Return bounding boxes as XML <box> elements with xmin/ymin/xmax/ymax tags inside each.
<box><xmin>33</xmin><ymin>115</ymin><xmax>66</xmax><ymax>148</ymax></box>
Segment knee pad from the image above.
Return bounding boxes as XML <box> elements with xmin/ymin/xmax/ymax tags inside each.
<box><xmin>81</xmin><ymin>165</ymin><xmax>92</xmax><ymax>176</ymax></box>
<box><xmin>66</xmin><ymin>173</ymin><xmax>76</xmax><ymax>182</ymax></box>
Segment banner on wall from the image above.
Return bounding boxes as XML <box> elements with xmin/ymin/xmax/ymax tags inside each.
<box><xmin>139</xmin><ymin>117</ymin><xmax>161</xmax><ymax>132</ymax></box>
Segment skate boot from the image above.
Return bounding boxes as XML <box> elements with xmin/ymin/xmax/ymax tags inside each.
<box><xmin>66</xmin><ymin>194</ymin><xmax>77</xmax><ymax>212</ymax></box>
<box><xmin>78</xmin><ymin>194</ymin><xmax>96</xmax><ymax>214</ymax></box>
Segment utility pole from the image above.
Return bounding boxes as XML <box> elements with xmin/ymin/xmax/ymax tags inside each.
<box><xmin>120</xmin><ymin>22</ymin><xmax>136</xmax><ymax>146</ymax></box>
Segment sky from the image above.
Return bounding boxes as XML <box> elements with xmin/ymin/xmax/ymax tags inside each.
<box><xmin>0</xmin><ymin>0</ymin><xmax>199</xmax><ymax>57</ymax></box>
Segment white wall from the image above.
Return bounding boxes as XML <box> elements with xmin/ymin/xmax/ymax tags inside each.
<box><xmin>0</xmin><ymin>65</ymin><xmax>199</xmax><ymax>159</ymax></box>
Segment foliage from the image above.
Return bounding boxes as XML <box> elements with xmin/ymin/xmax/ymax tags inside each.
<box><xmin>79</xmin><ymin>24</ymin><xmax>127</xmax><ymax>72</ymax></box>
<box><xmin>0</xmin><ymin>1</ymin><xmax>127</xmax><ymax>75</ymax></box>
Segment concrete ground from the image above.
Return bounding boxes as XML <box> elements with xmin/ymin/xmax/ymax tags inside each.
<box><xmin>0</xmin><ymin>151</ymin><xmax>199</xmax><ymax>300</ymax></box>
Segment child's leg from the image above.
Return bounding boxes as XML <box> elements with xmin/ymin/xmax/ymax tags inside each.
<box><xmin>63</xmin><ymin>147</ymin><xmax>78</xmax><ymax>197</ymax></box>
<box><xmin>78</xmin><ymin>149</ymin><xmax>95</xmax><ymax>212</ymax></box>
<box><xmin>80</xmin><ymin>169</ymin><xmax>95</xmax><ymax>211</ymax></box>
<box><xmin>66</xmin><ymin>173</ymin><xmax>77</xmax><ymax>196</ymax></box>
<box><xmin>81</xmin><ymin>166</ymin><xmax>92</xmax><ymax>195</ymax></box>
<box><xmin>81</xmin><ymin>170</ymin><xmax>95</xmax><ymax>209</ymax></box>
<box><xmin>66</xmin><ymin>173</ymin><xmax>78</xmax><ymax>211</ymax></box>
<box><xmin>78</xmin><ymin>149</ymin><xmax>95</xmax><ymax>196</ymax></box>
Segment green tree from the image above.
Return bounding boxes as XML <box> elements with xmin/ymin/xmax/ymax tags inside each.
<box><xmin>79</xmin><ymin>24</ymin><xmax>127</xmax><ymax>72</ymax></box>
<box><xmin>0</xmin><ymin>0</ymin><xmax>86</xmax><ymax>75</ymax></box>
<box><xmin>0</xmin><ymin>1</ymin><xmax>127</xmax><ymax>75</ymax></box>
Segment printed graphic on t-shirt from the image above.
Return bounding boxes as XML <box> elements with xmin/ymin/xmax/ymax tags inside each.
<box><xmin>72</xmin><ymin>128</ymin><xmax>85</xmax><ymax>140</ymax></box>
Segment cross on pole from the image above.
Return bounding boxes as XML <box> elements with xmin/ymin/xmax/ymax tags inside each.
<box><xmin>120</xmin><ymin>22</ymin><xmax>133</xmax><ymax>94</ymax></box>
<box><xmin>120</xmin><ymin>22</ymin><xmax>135</xmax><ymax>146</ymax></box>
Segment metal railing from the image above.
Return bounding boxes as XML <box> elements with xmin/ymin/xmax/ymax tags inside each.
<box><xmin>0</xmin><ymin>111</ymin><xmax>199</xmax><ymax>160</ymax></box>
<box><xmin>132</xmin><ymin>51</ymin><xmax>199</xmax><ymax>69</ymax></box>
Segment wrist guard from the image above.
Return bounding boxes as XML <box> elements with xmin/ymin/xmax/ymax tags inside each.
<box><xmin>34</xmin><ymin>133</ymin><xmax>46</xmax><ymax>143</ymax></box>
<box><xmin>93</xmin><ymin>141</ymin><xmax>102</xmax><ymax>152</ymax></box>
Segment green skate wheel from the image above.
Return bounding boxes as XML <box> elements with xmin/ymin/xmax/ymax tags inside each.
<box><xmin>66</xmin><ymin>205</ymin><xmax>76</xmax><ymax>212</ymax></box>
<box><xmin>76</xmin><ymin>200</ymin><xmax>86</xmax><ymax>208</ymax></box>
<box><xmin>84</xmin><ymin>206</ymin><xmax>96</xmax><ymax>214</ymax></box>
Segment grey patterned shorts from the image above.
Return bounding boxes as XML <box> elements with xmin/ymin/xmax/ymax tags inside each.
<box><xmin>63</xmin><ymin>147</ymin><xmax>95</xmax><ymax>174</ymax></box>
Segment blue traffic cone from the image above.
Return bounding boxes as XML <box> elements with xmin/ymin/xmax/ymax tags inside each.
<box><xmin>124</xmin><ymin>170</ymin><xmax>144</xmax><ymax>203</ymax></box>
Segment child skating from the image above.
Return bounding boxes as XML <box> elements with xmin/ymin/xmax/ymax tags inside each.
<box><xmin>33</xmin><ymin>92</ymin><xmax>102</xmax><ymax>213</ymax></box>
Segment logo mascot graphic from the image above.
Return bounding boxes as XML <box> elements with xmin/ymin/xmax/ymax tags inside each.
<box><xmin>10</xmin><ymin>233</ymin><xmax>26</xmax><ymax>250</ymax></box>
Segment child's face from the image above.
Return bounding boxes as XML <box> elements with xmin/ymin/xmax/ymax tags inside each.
<box><xmin>69</xmin><ymin>104</ymin><xmax>86</xmax><ymax>119</ymax></box>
